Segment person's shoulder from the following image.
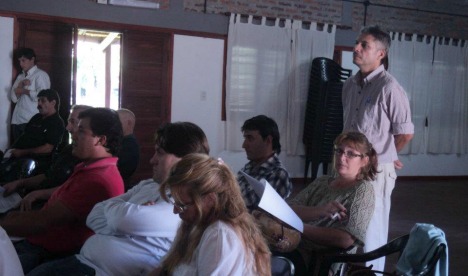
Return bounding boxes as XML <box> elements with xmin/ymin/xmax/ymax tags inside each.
<box><xmin>207</xmin><ymin>221</ymin><xmax>236</xmax><ymax>235</ymax></box>
<box><xmin>35</xmin><ymin>66</ymin><xmax>49</xmax><ymax>75</ymax></box>
<box><xmin>356</xmin><ymin>179</ymin><xmax>375</xmax><ymax>193</ymax></box>
<box><xmin>309</xmin><ymin>175</ymin><xmax>331</xmax><ymax>187</ymax></box>
<box><xmin>30</xmin><ymin>113</ymin><xmax>42</xmax><ymax>120</ymax></box>
<box><xmin>43</xmin><ymin>112</ymin><xmax>64</xmax><ymax>125</ymax></box>
<box><xmin>133</xmin><ymin>178</ymin><xmax>158</xmax><ymax>189</ymax></box>
<box><xmin>84</xmin><ymin>157</ymin><xmax>119</xmax><ymax>172</ymax></box>
<box><xmin>125</xmin><ymin>178</ymin><xmax>159</xmax><ymax>197</ymax></box>
<box><xmin>265</xmin><ymin>154</ymin><xmax>284</xmax><ymax>168</ymax></box>
<box><xmin>122</xmin><ymin>134</ymin><xmax>139</xmax><ymax>147</ymax></box>
<box><xmin>267</xmin><ymin>156</ymin><xmax>290</xmax><ymax>174</ymax></box>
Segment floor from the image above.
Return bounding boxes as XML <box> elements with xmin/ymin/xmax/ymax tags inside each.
<box><xmin>385</xmin><ymin>178</ymin><xmax>467</xmax><ymax>275</ymax></box>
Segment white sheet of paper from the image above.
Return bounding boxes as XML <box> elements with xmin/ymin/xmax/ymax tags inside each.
<box><xmin>0</xmin><ymin>187</ymin><xmax>22</xmax><ymax>213</ymax></box>
<box><xmin>240</xmin><ymin>171</ymin><xmax>303</xmax><ymax>233</ymax></box>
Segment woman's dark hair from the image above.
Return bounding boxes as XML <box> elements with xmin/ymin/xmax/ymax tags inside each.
<box><xmin>155</xmin><ymin>122</ymin><xmax>209</xmax><ymax>157</ymax></box>
<box><xmin>78</xmin><ymin>108</ymin><xmax>123</xmax><ymax>156</ymax></box>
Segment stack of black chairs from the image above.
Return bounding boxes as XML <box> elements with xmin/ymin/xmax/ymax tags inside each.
<box><xmin>303</xmin><ymin>57</ymin><xmax>352</xmax><ymax>183</ymax></box>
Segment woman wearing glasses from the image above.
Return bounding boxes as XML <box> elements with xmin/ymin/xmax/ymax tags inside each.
<box><xmin>149</xmin><ymin>153</ymin><xmax>271</xmax><ymax>276</ymax></box>
<box><xmin>284</xmin><ymin>131</ymin><xmax>377</xmax><ymax>274</ymax></box>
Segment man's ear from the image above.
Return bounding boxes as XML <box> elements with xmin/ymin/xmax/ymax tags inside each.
<box><xmin>378</xmin><ymin>48</ymin><xmax>386</xmax><ymax>61</ymax></box>
<box><xmin>96</xmin><ymin>135</ymin><xmax>107</xmax><ymax>147</ymax></box>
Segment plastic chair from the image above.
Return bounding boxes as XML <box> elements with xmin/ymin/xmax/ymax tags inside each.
<box><xmin>272</xmin><ymin>255</ymin><xmax>296</xmax><ymax>276</ymax></box>
<box><xmin>315</xmin><ymin>224</ymin><xmax>448</xmax><ymax>276</ymax></box>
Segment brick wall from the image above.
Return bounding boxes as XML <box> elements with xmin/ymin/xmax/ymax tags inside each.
<box><xmin>184</xmin><ymin>0</ymin><xmax>468</xmax><ymax>39</ymax></box>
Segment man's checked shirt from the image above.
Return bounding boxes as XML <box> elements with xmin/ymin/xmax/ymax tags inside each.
<box><xmin>237</xmin><ymin>154</ymin><xmax>292</xmax><ymax>211</ymax></box>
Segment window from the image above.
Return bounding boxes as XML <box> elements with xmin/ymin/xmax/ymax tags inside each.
<box><xmin>75</xmin><ymin>29</ymin><xmax>121</xmax><ymax>109</ymax></box>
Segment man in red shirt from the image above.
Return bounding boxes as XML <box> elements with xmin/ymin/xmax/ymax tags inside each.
<box><xmin>0</xmin><ymin>108</ymin><xmax>125</xmax><ymax>273</ymax></box>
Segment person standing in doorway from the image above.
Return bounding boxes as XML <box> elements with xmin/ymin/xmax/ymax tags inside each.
<box><xmin>342</xmin><ymin>25</ymin><xmax>414</xmax><ymax>271</ymax></box>
<box><xmin>10</xmin><ymin>48</ymin><xmax>51</xmax><ymax>141</ymax></box>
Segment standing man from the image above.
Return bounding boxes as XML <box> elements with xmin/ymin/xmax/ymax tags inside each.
<box><xmin>27</xmin><ymin>122</ymin><xmax>210</xmax><ymax>276</ymax></box>
<box><xmin>10</xmin><ymin>48</ymin><xmax>51</xmax><ymax>141</ymax></box>
<box><xmin>117</xmin><ymin>108</ymin><xmax>140</xmax><ymax>188</ymax></box>
<box><xmin>342</xmin><ymin>26</ymin><xmax>414</xmax><ymax>271</ymax></box>
<box><xmin>0</xmin><ymin>108</ymin><xmax>124</xmax><ymax>273</ymax></box>
<box><xmin>237</xmin><ymin>115</ymin><xmax>292</xmax><ymax>211</ymax></box>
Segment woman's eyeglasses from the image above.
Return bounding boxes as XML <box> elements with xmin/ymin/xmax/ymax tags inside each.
<box><xmin>334</xmin><ymin>148</ymin><xmax>364</xmax><ymax>159</ymax></box>
<box><xmin>169</xmin><ymin>198</ymin><xmax>194</xmax><ymax>213</ymax></box>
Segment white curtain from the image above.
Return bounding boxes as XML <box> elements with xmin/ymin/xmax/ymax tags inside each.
<box><xmin>389</xmin><ymin>34</ymin><xmax>433</xmax><ymax>154</ymax></box>
<box><xmin>226</xmin><ymin>14</ymin><xmax>335</xmax><ymax>154</ymax></box>
<box><xmin>287</xmin><ymin>22</ymin><xmax>335</xmax><ymax>155</ymax></box>
<box><xmin>226</xmin><ymin>14</ymin><xmax>291</xmax><ymax>151</ymax></box>
<box><xmin>427</xmin><ymin>38</ymin><xmax>468</xmax><ymax>154</ymax></box>
<box><xmin>389</xmin><ymin>34</ymin><xmax>468</xmax><ymax>154</ymax></box>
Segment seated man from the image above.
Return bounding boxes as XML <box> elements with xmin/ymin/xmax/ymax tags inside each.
<box><xmin>0</xmin><ymin>107</ymin><xmax>125</xmax><ymax>273</ymax></box>
<box><xmin>1</xmin><ymin>105</ymin><xmax>92</xmax><ymax>211</ymax></box>
<box><xmin>0</xmin><ymin>89</ymin><xmax>65</xmax><ymax>182</ymax></box>
<box><xmin>117</xmin><ymin>108</ymin><xmax>140</xmax><ymax>188</ymax></box>
<box><xmin>28</xmin><ymin>122</ymin><xmax>210</xmax><ymax>276</ymax></box>
<box><xmin>237</xmin><ymin>115</ymin><xmax>292</xmax><ymax>211</ymax></box>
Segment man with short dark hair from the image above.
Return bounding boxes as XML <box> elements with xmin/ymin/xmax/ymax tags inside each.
<box><xmin>28</xmin><ymin>122</ymin><xmax>210</xmax><ymax>276</ymax></box>
<box><xmin>10</xmin><ymin>89</ymin><xmax>64</xmax><ymax>159</ymax></box>
<box><xmin>10</xmin><ymin>48</ymin><xmax>51</xmax><ymax>141</ymax></box>
<box><xmin>0</xmin><ymin>107</ymin><xmax>125</xmax><ymax>273</ymax></box>
<box><xmin>237</xmin><ymin>115</ymin><xmax>292</xmax><ymax>211</ymax></box>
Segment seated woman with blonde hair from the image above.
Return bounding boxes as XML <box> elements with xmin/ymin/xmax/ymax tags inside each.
<box><xmin>284</xmin><ymin>131</ymin><xmax>378</xmax><ymax>274</ymax></box>
<box><xmin>148</xmin><ymin>153</ymin><xmax>271</xmax><ymax>276</ymax></box>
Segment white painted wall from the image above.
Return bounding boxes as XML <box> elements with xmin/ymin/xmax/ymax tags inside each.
<box><xmin>0</xmin><ymin>16</ymin><xmax>14</xmax><ymax>152</ymax></box>
<box><xmin>172</xmin><ymin>34</ymin><xmax>468</xmax><ymax>178</ymax></box>
<box><xmin>171</xmin><ymin>35</ymin><xmax>226</xmax><ymax>156</ymax></box>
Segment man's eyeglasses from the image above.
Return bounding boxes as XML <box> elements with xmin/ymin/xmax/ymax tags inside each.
<box><xmin>334</xmin><ymin>148</ymin><xmax>364</xmax><ymax>159</ymax></box>
<box><xmin>169</xmin><ymin>198</ymin><xmax>194</xmax><ymax>213</ymax></box>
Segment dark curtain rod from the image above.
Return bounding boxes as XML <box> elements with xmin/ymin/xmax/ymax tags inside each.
<box><xmin>342</xmin><ymin>0</ymin><xmax>467</xmax><ymax>18</ymax></box>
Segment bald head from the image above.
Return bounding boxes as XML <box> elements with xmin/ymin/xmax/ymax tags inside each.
<box><xmin>66</xmin><ymin>105</ymin><xmax>92</xmax><ymax>134</ymax></box>
<box><xmin>117</xmin><ymin>108</ymin><xmax>136</xmax><ymax>136</ymax></box>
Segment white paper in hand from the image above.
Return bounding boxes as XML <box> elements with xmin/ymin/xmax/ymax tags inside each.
<box><xmin>240</xmin><ymin>171</ymin><xmax>303</xmax><ymax>233</ymax></box>
<box><xmin>0</xmin><ymin>187</ymin><xmax>22</xmax><ymax>213</ymax></box>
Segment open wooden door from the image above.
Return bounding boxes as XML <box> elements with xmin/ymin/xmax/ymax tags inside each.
<box><xmin>120</xmin><ymin>31</ymin><xmax>172</xmax><ymax>183</ymax></box>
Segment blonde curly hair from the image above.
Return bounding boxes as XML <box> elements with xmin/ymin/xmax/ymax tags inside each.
<box><xmin>159</xmin><ymin>153</ymin><xmax>271</xmax><ymax>275</ymax></box>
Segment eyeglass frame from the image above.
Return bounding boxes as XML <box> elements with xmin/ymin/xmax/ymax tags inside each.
<box><xmin>333</xmin><ymin>147</ymin><xmax>365</xmax><ymax>159</ymax></box>
<box><xmin>168</xmin><ymin>197</ymin><xmax>195</xmax><ymax>213</ymax></box>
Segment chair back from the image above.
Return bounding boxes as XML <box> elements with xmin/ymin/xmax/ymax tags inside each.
<box><xmin>19</xmin><ymin>158</ymin><xmax>37</xmax><ymax>179</ymax></box>
<box><xmin>315</xmin><ymin>224</ymin><xmax>448</xmax><ymax>276</ymax></box>
<box><xmin>272</xmin><ymin>255</ymin><xmax>295</xmax><ymax>276</ymax></box>
<box><xmin>396</xmin><ymin>223</ymin><xmax>448</xmax><ymax>276</ymax></box>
